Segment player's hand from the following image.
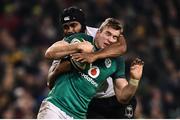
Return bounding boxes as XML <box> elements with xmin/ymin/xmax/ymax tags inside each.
<box><xmin>118</xmin><ymin>34</ymin><xmax>125</xmax><ymax>43</ymax></box>
<box><xmin>78</xmin><ymin>41</ymin><xmax>94</xmax><ymax>53</ymax></box>
<box><xmin>71</xmin><ymin>52</ymin><xmax>97</xmax><ymax>63</ymax></box>
<box><xmin>130</xmin><ymin>58</ymin><xmax>144</xmax><ymax>80</ymax></box>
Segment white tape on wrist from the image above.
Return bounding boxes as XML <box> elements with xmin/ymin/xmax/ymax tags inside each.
<box><xmin>129</xmin><ymin>79</ymin><xmax>139</xmax><ymax>86</ymax></box>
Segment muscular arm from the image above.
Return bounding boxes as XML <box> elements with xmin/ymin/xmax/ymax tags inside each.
<box><xmin>46</xmin><ymin>35</ymin><xmax>127</xmax><ymax>88</ymax></box>
<box><xmin>71</xmin><ymin>35</ymin><xmax>127</xmax><ymax>63</ymax></box>
<box><xmin>45</xmin><ymin>40</ymin><xmax>81</xmax><ymax>59</ymax></box>
<box><xmin>113</xmin><ymin>78</ymin><xmax>138</xmax><ymax>104</ymax></box>
<box><xmin>45</xmin><ymin>40</ymin><xmax>93</xmax><ymax>60</ymax></box>
<box><xmin>47</xmin><ymin>60</ymin><xmax>71</xmax><ymax>89</ymax></box>
<box><xmin>94</xmin><ymin>35</ymin><xmax>127</xmax><ymax>59</ymax></box>
<box><xmin>114</xmin><ymin>58</ymin><xmax>144</xmax><ymax>104</ymax></box>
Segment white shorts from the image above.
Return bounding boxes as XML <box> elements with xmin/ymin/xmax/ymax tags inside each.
<box><xmin>37</xmin><ymin>100</ymin><xmax>73</xmax><ymax>119</ymax></box>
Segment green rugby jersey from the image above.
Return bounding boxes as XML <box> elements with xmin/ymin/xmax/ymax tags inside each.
<box><xmin>46</xmin><ymin>33</ymin><xmax>125</xmax><ymax>119</ymax></box>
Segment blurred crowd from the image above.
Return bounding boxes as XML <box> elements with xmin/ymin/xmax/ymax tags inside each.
<box><xmin>0</xmin><ymin>0</ymin><xmax>179</xmax><ymax>118</ymax></box>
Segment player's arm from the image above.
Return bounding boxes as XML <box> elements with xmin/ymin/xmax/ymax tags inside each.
<box><xmin>71</xmin><ymin>35</ymin><xmax>127</xmax><ymax>63</ymax></box>
<box><xmin>45</xmin><ymin>40</ymin><xmax>93</xmax><ymax>60</ymax></box>
<box><xmin>94</xmin><ymin>35</ymin><xmax>127</xmax><ymax>59</ymax></box>
<box><xmin>114</xmin><ymin>58</ymin><xmax>144</xmax><ymax>104</ymax></box>
<box><xmin>47</xmin><ymin>60</ymin><xmax>72</xmax><ymax>89</ymax></box>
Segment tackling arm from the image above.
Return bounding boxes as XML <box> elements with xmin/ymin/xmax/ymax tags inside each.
<box><xmin>71</xmin><ymin>35</ymin><xmax>127</xmax><ymax>63</ymax></box>
<box><xmin>45</xmin><ymin>40</ymin><xmax>93</xmax><ymax>60</ymax></box>
<box><xmin>47</xmin><ymin>60</ymin><xmax>72</xmax><ymax>89</ymax></box>
<box><xmin>94</xmin><ymin>35</ymin><xmax>127</xmax><ymax>59</ymax></box>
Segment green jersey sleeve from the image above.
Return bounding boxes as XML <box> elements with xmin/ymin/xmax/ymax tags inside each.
<box><xmin>111</xmin><ymin>57</ymin><xmax>125</xmax><ymax>80</ymax></box>
<box><xmin>63</xmin><ymin>33</ymin><xmax>93</xmax><ymax>43</ymax></box>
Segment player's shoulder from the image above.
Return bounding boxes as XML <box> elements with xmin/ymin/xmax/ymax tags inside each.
<box><xmin>86</xmin><ymin>26</ymin><xmax>98</xmax><ymax>38</ymax></box>
<box><xmin>114</xmin><ymin>56</ymin><xmax>125</xmax><ymax>63</ymax></box>
<box><xmin>64</xmin><ymin>33</ymin><xmax>93</xmax><ymax>43</ymax></box>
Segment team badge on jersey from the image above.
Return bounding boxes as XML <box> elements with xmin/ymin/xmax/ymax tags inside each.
<box><xmin>71</xmin><ymin>38</ymin><xmax>81</xmax><ymax>43</ymax></box>
<box><xmin>88</xmin><ymin>66</ymin><xmax>100</xmax><ymax>78</ymax></box>
<box><xmin>125</xmin><ymin>105</ymin><xmax>133</xmax><ymax>118</ymax></box>
<box><xmin>105</xmin><ymin>58</ymin><xmax>111</xmax><ymax>68</ymax></box>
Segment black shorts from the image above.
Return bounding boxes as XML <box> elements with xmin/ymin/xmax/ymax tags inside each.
<box><xmin>87</xmin><ymin>96</ymin><xmax>137</xmax><ymax>119</ymax></box>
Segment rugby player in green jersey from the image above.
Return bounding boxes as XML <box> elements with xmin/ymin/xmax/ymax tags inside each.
<box><xmin>45</xmin><ymin>7</ymin><xmax>137</xmax><ymax>119</ymax></box>
<box><xmin>37</xmin><ymin>18</ymin><xmax>144</xmax><ymax>119</ymax></box>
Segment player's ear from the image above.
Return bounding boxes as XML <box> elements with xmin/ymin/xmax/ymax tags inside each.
<box><xmin>120</xmin><ymin>28</ymin><xmax>123</xmax><ymax>34</ymax></box>
<box><xmin>96</xmin><ymin>30</ymin><xmax>101</xmax><ymax>37</ymax></box>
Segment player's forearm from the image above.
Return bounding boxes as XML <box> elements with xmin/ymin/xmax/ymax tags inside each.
<box><xmin>45</xmin><ymin>43</ymin><xmax>81</xmax><ymax>59</ymax></box>
<box><xmin>94</xmin><ymin>41</ymin><xmax>127</xmax><ymax>60</ymax></box>
<box><xmin>45</xmin><ymin>50</ymin><xmax>78</xmax><ymax>60</ymax></box>
<box><xmin>116</xmin><ymin>84</ymin><xmax>138</xmax><ymax>104</ymax></box>
<box><xmin>47</xmin><ymin>61</ymin><xmax>72</xmax><ymax>89</ymax></box>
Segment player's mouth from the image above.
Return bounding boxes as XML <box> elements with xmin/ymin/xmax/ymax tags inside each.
<box><xmin>104</xmin><ymin>42</ymin><xmax>110</xmax><ymax>47</ymax></box>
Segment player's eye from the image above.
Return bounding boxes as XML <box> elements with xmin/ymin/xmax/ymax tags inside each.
<box><xmin>63</xmin><ymin>25</ymin><xmax>69</xmax><ymax>30</ymax></box>
<box><xmin>105</xmin><ymin>31</ymin><xmax>111</xmax><ymax>36</ymax></box>
<box><xmin>70</xmin><ymin>23</ymin><xmax>77</xmax><ymax>28</ymax></box>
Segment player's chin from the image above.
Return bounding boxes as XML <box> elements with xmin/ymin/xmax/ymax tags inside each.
<box><xmin>99</xmin><ymin>45</ymin><xmax>104</xmax><ymax>49</ymax></box>
<box><xmin>102</xmin><ymin>44</ymin><xmax>107</xmax><ymax>48</ymax></box>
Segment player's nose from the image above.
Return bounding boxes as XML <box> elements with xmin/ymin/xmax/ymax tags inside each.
<box><xmin>109</xmin><ymin>37</ymin><xmax>116</xmax><ymax>43</ymax></box>
<box><xmin>67</xmin><ymin>26</ymin><xmax>74</xmax><ymax>33</ymax></box>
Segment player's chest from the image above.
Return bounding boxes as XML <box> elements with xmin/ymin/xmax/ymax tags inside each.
<box><xmin>83</xmin><ymin>58</ymin><xmax>116</xmax><ymax>81</ymax></box>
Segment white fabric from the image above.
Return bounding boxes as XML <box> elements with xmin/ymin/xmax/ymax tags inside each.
<box><xmin>86</xmin><ymin>26</ymin><xmax>98</xmax><ymax>38</ymax></box>
<box><xmin>95</xmin><ymin>77</ymin><xmax>115</xmax><ymax>98</ymax></box>
<box><xmin>37</xmin><ymin>100</ymin><xmax>73</xmax><ymax>119</ymax></box>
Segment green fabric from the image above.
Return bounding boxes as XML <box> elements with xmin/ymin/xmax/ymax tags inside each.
<box><xmin>46</xmin><ymin>33</ymin><xmax>125</xmax><ymax>118</ymax></box>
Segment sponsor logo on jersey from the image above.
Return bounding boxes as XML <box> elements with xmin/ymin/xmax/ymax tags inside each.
<box><xmin>125</xmin><ymin>105</ymin><xmax>133</xmax><ymax>118</ymax></box>
<box><xmin>105</xmin><ymin>58</ymin><xmax>111</xmax><ymax>68</ymax></box>
<box><xmin>88</xmin><ymin>66</ymin><xmax>100</xmax><ymax>78</ymax></box>
<box><xmin>80</xmin><ymin>72</ymin><xmax>98</xmax><ymax>87</ymax></box>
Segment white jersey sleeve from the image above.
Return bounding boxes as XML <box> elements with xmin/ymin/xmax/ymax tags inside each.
<box><xmin>86</xmin><ymin>26</ymin><xmax>115</xmax><ymax>98</ymax></box>
<box><xmin>86</xmin><ymin>26</ymin><xmax>98</xmax><ymax>38</ymax></box>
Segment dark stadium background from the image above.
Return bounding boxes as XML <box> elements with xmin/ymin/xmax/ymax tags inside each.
<box><xmin>0</xmin><ymin>0</ymin><xmax>179</xmax><ymax>118</ymax></box>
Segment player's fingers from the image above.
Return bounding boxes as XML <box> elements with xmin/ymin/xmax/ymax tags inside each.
<box><xmin>80</xmin><ymin>59</ymin><xmax>87</xmax><ymax>63</ymax></box>
<box><xmin>71</xmin><ymin>55</ymin><xmax>82</xmax><ymax>60</ymax></box>
<box><xmin>71</xmin><ymin>53</ymin><xmax>81</xmax><ymax>56</ymax></box>
<box><xmin>131</xmin><ymin>58</ymin><xmax>143</xmax><ymax>66</ymax></box>
<box><xmin>139</xmin><ymin>60</ymin><xmax>144</xmax><ymax>66</ymax></box>
<box><xmin>76</xmin><ymin>57</ymin><xmax>84</xmax><ymax>62</ymax></box>
<box><xmin>71</xmin><ymin>55</ymin><xmax>79</xmax><ymax>60</ymax></box>
<box><xmin>71</xmin><ymin>53</ymin><xmax>81</xmax><ymax>58</ymax></box>
<box><xmin>136</xmin><ymin>58</ymin><xmax>144</xmax><ymax>66</ymax></box>
<box><xmin>133</xmin><ymin>58</ymin><xmax>140</xmax><ymax>64</ymax></box>
<box><xmin>131</xmin><ymin>59</ymin><xmax>137</xmax><ymax>66</ymax></box>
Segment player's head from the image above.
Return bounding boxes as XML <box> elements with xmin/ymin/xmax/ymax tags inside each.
<box><xmin>95</xmin><ymin>18</ymin><xmax>123</xmax><ymax>49</ymax></box>
<box><xmin>61</xmin><ymin>6</ymin><xmax>86</xmax><ymax>36</ymax></box>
